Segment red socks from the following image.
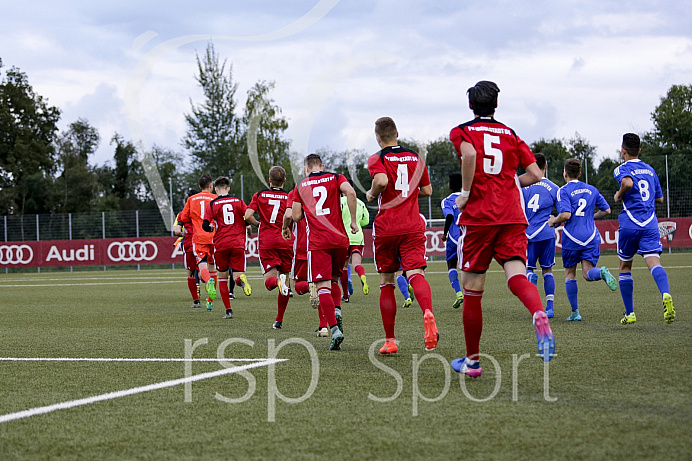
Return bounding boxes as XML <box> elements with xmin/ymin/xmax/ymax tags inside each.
<box><xmin>339</xmin><ymin>270</ymin><xmax>349</xmax><ymax>299</ymax></box>
<box><xmin>276</xmin><ymin>291</ymin><xmax>289</xmax><ymax>322</ymax></box>
<box><xmin>295</xmin><ymin>281</ymin><xmax>309</xmax><ymax>295</ymax></box>
<box><xmin>408</xmin><ymin>273</ymin><xmax>432</xmax><ymax>313</ymax></box>
<box><xmin>379</xmin><ymin>283</ymin><xmax>397</xmax><ymax>339</ymax></box>
<box><xmin>318</xmin><ymin>287</ymin><xmax>337</xmax><ymax>327</ymax></box>
<box><xmin>354</xmin><ymin>265</ymin><xmax>365</xmax><ymax>278</ymax></box>
<box><xmin>462</xmin><ymin>289</ymin><xmax>484</xmax><ymax>361</ymax></box>
<box><xmin>331</xmin><ymin>281</ymin><xmax>341</xmax><ymax>308</ymax></box>
<box><xmin>508</xmin><ymin>274</ymin><xmax>543</xmax><ymax>316</ymax></box>
<box><xmin>187</xmin><ymin>277</ymin><xmax>199</xmax><ymax>301</ymax></box>
<box><xmin>219</xmin><ymin>279</ymin><xmax>231</xmax><ymax>309</ymax></box>
<box><xmin>265</xmin><ymin>277</ymin><xmax>278</xmax><ymax>291</ymax></box>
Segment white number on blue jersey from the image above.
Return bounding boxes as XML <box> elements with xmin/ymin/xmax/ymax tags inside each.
<box><xmin>395</xmin><ymin>163</ymin><xmax>410</xmax><ymax>197</ymax></box>
<box><xmin>483</xmin><ymin>134</ymin><xmax>503</xmax><ymax>175</ymax></box>
<box><xmin>527</xmin><ymin>193</ymin><xmax>540</xmax><ymax>212</ymax></box>
<box><xmin>575</xmin><ymin>198</ymin><xmax>587</xmax><ymax>217</ymax></box>
<box><xmin>313</xmin><ymin>186</ymin><xmax>330</xmax><ymax>216</ymax></box>
<box><xmin>638</xmin><ymin>180</ymin><xmax>650</xmax><ymax>202</ymax></box>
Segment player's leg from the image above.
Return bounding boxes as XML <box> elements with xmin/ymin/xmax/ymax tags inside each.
<box><xmin>401</xmin><ymin>232</ymin><xmax>438</xmax><ymax>351</ymax></box>
<box><xmin>526</xmin><ymin>241</ymin><xmax>539</xmax><ymax>286</ymax></box>
<box><xmin>339</xmin><ymin>257</ymin><xmax>350</xmax><ymax>303</ymax></box>
<box><xmin>561</xmin><ymin>249</ymin><xmax>581</xmax><ymax>321</ymax></box>
<box><xmin>448</xmin><ymin>257</ymin><xmax>463</xmax><ymax>309</ymax></box>
<box><xmin>396</xmin><ymin>269</ymin><xmax>412</xmax><ymax>308</ymax></box>
<box><xmin>273</xmin><ymin>252</ymin><xmax>293</xmax><ymax>329</ymax></box>
<box><xmin>207</xmin><ymin>256</ymin><xmax>218</xmax><ymax>309</ymax></box>
<box><xmin>233</xmin><ymin>271</ymin><xmax>252</xmax><ymax>296</ymax></box>
<box><xmin>618</xmin><ymin>258</ymin><xmax>636</xmax><ymax>324</ymax></box>
<box><xmin>581</xmin><ymin>247</ymin><xmax>617</xmax><ymax>291</ymax></box>
<box><xmin>185</xmin><ymin>252</ymin><xmax>201</xmax><ymax>308</ymax></box>
<box><xmin>539</xmin><ymin>238</ymin><xmax>556</xmax><ymax>318</ymax></box>
<box><xmin>218</xmin><ymin>269</ymin><xmax>233</xmax><ymax>318</ymax></box>
<box><xmin>309</xmin><ymin>250</ymin><xmax>342</xmax><ymax>350</ymax></box>
<box><xmin>374</xmin><ymin>237</ymin><xmax>399</xmax><ymax>354</ymax></box>
<box><xmin>352</xmin><ymin>249</ymin><xmax>369</xmax><ymax>295</ymax></box>
<box><xmin>331</xmin><ymin>248</ymin><xmax>349</xmax><ymax>333</ymax></box>
<box><xmin>645</xmin><ymin>254</ymin><xmax>675</xmax><ymax>323</ymax></box>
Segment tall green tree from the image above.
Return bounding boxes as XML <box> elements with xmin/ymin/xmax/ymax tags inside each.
<box><xmin>0</xmin><ymin>61</ymin><xmax>61</xmax><ymax>215</ymax></box>
<box><xmin>54</xmin><ymin>118</ymin><xmax>100</xmax><ymax>213</ymax></box>
<box><xmin>529</xmin><ymin>138</ymin><xmax>570</xmax><ymax>185</ymax></box>
<box><xmin>182</xmin><ymin>42</ymin><xmax>242</xmax><ymax>178</ymax></box>
<box><xmin>95</xmin><ymin>134</ymin><xmax>145</xmax><ymax>211</ymax></box>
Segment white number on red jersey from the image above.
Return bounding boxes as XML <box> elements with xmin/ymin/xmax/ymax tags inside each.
<box><xmin>483</xmin><ymin>134</ymin><xmax>503</xmax><ymax>175</ymax></box>
<box><xmin>268</xmin><ymin>199</ymin><xmax>282</xmax><ymax>223</ymax></box>
<box><xmin>200</xmin><ymin>201</ymin><xmax>206</xmax><ymax>219</ymax></box>
<box><xmin>313</xmin><ymin>186</ymin><xmax>330</xmax><ymax>216</ymax></box>
<box><xmin>395</xmin><ymin>163</ymin><xmax>410</xmax><ymax>198</ymax></box>
<box><xmin>527</xmin><ymin>193</ymin><xmax>540</xmax><ymax>212</ymax></box>
<box><xmin>222</xmin><ymin>203</ymin><xmax>234</xmax><ymax>225</ymax></box>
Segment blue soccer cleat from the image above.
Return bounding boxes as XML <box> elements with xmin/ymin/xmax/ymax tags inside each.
<box><xmin>533</xmin><ymin>311</ymin><xmax>555</xmax><ymax>361</ymax></box>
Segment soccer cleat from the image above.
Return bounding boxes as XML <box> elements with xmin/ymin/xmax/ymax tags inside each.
<box><xmin>402</xmin><ymin>297</ymin><xmax>413</xmax><ymax>309</ymax></box>
<box><xmin>316</xmin><ymin>327</ymin><xmax>329</xmax><ymax>337</ymax></box>
<box><xmin>335</xmin><ymin>307</ymin><xmax>343</xmax><ymax>333</ymax></box>
<box><xmin>663</xmin><ymin>293</ymin><xmax>675</xmax><ymax>324</ymax></box>
<box><xmin>423</xmin><ymin>310</ymin><xmax>439</xmax><ymax>351</ymax></box>
<box><xmin>451</xmin><ymin>357</ymin><xmax>482</xmax><ymax>378</ymax></box>
<box><xmin>329</xmin><ymin>326</ymin><xmax>344</xmax><ymax>350</ymax></box>
<box><xmin>567</xmin><ymin>309</ymin><xmax>582</xmax><ymax>321</ymax></box>
<box><xmin>408</xmin><ymin>284</ymin><xmax>415</xmax><ymax>301</ymax></box>
<box><xmin>272</xmin><ymin>321</ymin><xmax>282</xmax><ymax>329</ymax></box>
<box><xmin>533</xmin><ymin>311</ymin><xmax>555</xmax><ymax>362</ymax></box>
<box><xmin>222</xmin><ymin>309</ymin><xmax>233</xmax><ymax>319</ymax></box>
<box><xmin>348</xmin><ymin>279</ymin><xmax>354</xmax><ymax>296</ymax></box>
<box><xmin>240</xmin><ymin>274</ymin><xmax>252</xmax><ymax>296</ymax></box>
<box><xmin>379</xmin><ymin>339</ymin><xmax>398</xmax><ymax>355</ymax></box>
<box><xmin>545</xmin><ymin>306</ymin><xmax>554</xmax><ymax>318</ymax></box>
<box><xmin>361</xmin><ymin>275</ymin><xmax>369</xmax><ymax>295</ymax></box>
<box><xmin>206</xmin><ymin>301</ymin><xmax>213</xmax><ymax>311</ymax></box>
<box><xmin>452</xmin><ymin>291</ymin><xmax>464</xmax><ymax>309</ymax></box>
<box><xmin>341</xmin><ymin>296</ymin><xmax>350</xmax><ymax>303</ymax></box>
<box><xmin>228</xmin><ymin>293</ymin><xmax>236</xmax><ymax>300</ymax></box>
<box><xmin>278</xmin><ymin>274</ymin><xmax>289</xmax><ymax>297</ymax></box>
<box><xmin>601</xmin><ymin>266</ymin><xmax>618</xmax><ymax>291</ymax></box>
<box><xmin>621</xmin><ymin>312</ymin><xmax>637</xmax><ymax>325</ymax></box>
<box><xmin>309</xmin><ymin>283</ymin><xmax>319</xmax><ymax>309</ymax></box>
<box><xmin>206</xmin><ymin>278</ymin><xmax>217</xmax><ymax>301</ymax></box>
<box><xmin>527</xmin><ymin>271</ymin><xmax>538</xmax><ymax>286</ymax></box>
<box><xmin>191</xmin><ymin>300</ymin><xmax>201</xmax><ymax>309</ymax></box>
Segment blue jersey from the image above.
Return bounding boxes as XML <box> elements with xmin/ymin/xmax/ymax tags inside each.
<box><xmin>557</xmin><ymin>180</ymin><xmax>610</xmax><ymax>250</ymax></box>
<box><xmin>613</xmin><ymin>159</ymin><xmax>663</xmax><ymax>230</ymax></box>
<box><xmin>441</xmin><ymin>192</ymin><xmax>461</xmax><ymax>244</ymax></box>
<box><xmin>522</xmin><ymin>177</ymin><xmax>558</xmax><ymax>242</ymax></box>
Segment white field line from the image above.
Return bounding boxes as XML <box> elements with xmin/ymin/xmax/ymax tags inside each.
<box><xmin>0</xmin><ymin>357</ymin><xmax>273</xmax><ymax>362</ymax></box>
<box><xmin>0</xmin><ymin>358</ymin><xmax>285</xmax><ymax>424</ymax></box>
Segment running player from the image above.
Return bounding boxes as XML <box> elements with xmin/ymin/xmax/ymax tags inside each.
<box><xmin>441</xmin><ymin>172</ymin><xmax>464</xmax><ymax>309</ymax></box>
<box><xmin>291</xmin><ymin>153</ymin><xmax>358</xmax><ymax>350</ymax></box>
<box><xmin>366</xmin><ymin>116</ymin><xmax>438</xmax><ymax>355</ymax></box>
<box><xmin>245</xmin><ymin>166</ymin><xmax>292</xmax><ymax>329</ymax></box>
<box><xmin>340</xmin><ymin>179</ymin><xmax>370</xmax><ymax>302</ymax></box>
<box><xmin>613</xmin><ymin>133</ymin><xmax>675</xmax><ymax>325</ymax></box>
<box><xmin>449</xmin><ymin>81</ymin><xmax>554</xmax><ymax>378</ymax></box>
<box><xmin>521</xmin><ymin>153</ymin><xmax>558</xmax><ymax>318</ymax></box>
<box><xmin>202</xmin><ymin>176</ymin><xmax>248</xmax><ymax>318</ymax></box>
<box><xmin>173</xmin><ymin>188</ymin><xmax>201</xmax><ymax>308</ymax></box>
<box><xmin>177</xmin><ymin>174</ymin><xmax>218</xmax><ymax>310</ymax></box>
<box><xmin>548</xmin><ymin>158</ymin><xmax>617</xmax><ymax>321</ymax></box>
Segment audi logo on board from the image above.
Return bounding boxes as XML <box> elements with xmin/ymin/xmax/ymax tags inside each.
<box><xmin>0</xmin><ymin>244</ymin><xmax>34</xmax><ymax>265</ymax></box>
<box><xmin>107</xmin><ymin>241</ymin><xmax>158</xmax><ymax>262</ymax></box>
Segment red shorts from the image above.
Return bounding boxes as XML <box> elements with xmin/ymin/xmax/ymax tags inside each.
<box><xmin>348</xmin><ymin>245</ymin><xmax>364</xmax><ymax>257</ymax></box>
<box><xmin>192</xmin><ymin>243</ymin><xmax>214</xmax><ymax>265</ymax></box>
<box><xmin>374</xmin><ymin>233</ymin><xmax>427</xmax><ymax>273</ymax></box>
<box><xmin>214</xmin><ymin>248</ymin><xmax>246</xmax><ymax>273</ymax></box>
<box><xmin>458</xmin><ymin>224</ymin><xmax>527</xmax><ymax>273</ymax></box>
<box><xmin>184</xmin><ymin>251</ymin><xmax>198</xmax><ymax>271</ymax></box>
<box><xmin>292</xmin><ymin>258</ymin><xmax>308</xmax><ymax>282</ymax></box>
<box><xmin>307</xmin><ymin>247</ymin><xmax>349</xmax><ymax>282</ymax></box>
<box><xmin>259</xmin><ymin>248</ymin><xmax>293</xmax><ymax>274</ymax></box>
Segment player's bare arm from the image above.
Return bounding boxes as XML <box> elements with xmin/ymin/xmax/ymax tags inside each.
<box><xmin>594</xmin><ymin>208</ymin><xmax>611</xmax><ymax>220</ymax></box>
<box><xmin>281</xmin><ymin>208</ymin><xmax>293</xmax><ymax>240</ymax></box>
<box><xmin>456</xmin><ymin>141</ymin><xmax>476</xmax><ymax>211</ymax></box>
<box><xmin>366</xmin><ymin>172</ymin><xmax>388</xmax><ymax>202</ymax></box>
<box><xmin>244</xmin><ymin>207</ymin><xmax>260</xmax><ymax>227</ymax></box>
<box><xmin>548</xmin><ymin>211</ymin><xmax>571</xmax><ymax>227</ymax></box>
<box><xmin>173</xmin><ymin>224</ymin><xmax>183</xmax><ymax>237</ymax></box>
<box><xmin>419</xmin><ymin>184</ymin><xmax>433</xmax><ymax>197</ymax></box>
<box><xmin>614</xmin><ymin>176</ymin><xmax>634</xmax><ymax>202</ymax></box>
<box><xmin>340</xmin><ymin>180</ymin><xmax>359</xmax><ymax>234</ymax></box>
<box><xmin>518</xmin><ymin>162</ymin><xmax>542</xmax><ymax>187</ymax></box>
<box><xmin>291</xmin><ymin>202</ymin><xmax>304</xmax><ymax>223</ymax></box>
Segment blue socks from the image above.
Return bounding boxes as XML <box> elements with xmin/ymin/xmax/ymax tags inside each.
<box><xmin>543</xmin><ymin>273</ymin><xmax>555</xmax><ymax>311</ymax></box>
<box><xmin>347</xmin><ymin>263</ymin><xmax>351</xmax><ymax>281</ymax></box>
<box><xmin>565</xmin><ymin>278</ymin><xmax>579</xmax><ymax>311</ymax></box>
<box><xmin>650</xmin><ymin>265</ymin><xmax>670</xmax><ymax>296</ymax></box>
<box><xmin>396</xmin><ymin>274</ymin><xmax>409</xmax><ymax>299</ymax></box>
<box><xmin>448</xmin><ymin>269</ymin><xmax>462</xmax><ymax>294</ymax></box>
<box><xmin>586</xmin><ymin>268</ymin><xmax>602</xmax><ymax>281</ymax></box>
<box><xmin>619</xmin><ymin>272</ymin><xmax>634</xmax><ymax>315</ymax></box>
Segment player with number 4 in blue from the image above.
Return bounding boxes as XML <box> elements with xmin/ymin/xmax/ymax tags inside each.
<box><xmin>549</xmin><ymin>158</ymin><xmax>617</xmax><ymax>321</ymax></box>
<box><xmin>522</xmin><ymin>153</ymin><xmax>558</xmax><ymax>318</ymax></box>
<box><xmin>614</xmin><ymin>133</ymin><xmax>675</xmax><ymax>325</ymax></box>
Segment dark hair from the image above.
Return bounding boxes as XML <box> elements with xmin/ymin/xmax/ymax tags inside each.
<box><xmin>534</xmin><ymin>152</ymin><xmax>547</xmax><ymax>170</ymax></box>
<box><xmin>467</xmin><ymin>81</ymin><xmax>500</xmax><ymax>116</ymax></box>
<box><xmin>448</xmin><ymin>172</ymin><xmax>462</xmax><ymax>192</ymax></box>
<box><xmin>375</xmin><ymin>117</ymin><xmax>398</xmax><ymax>143</ymax></box>
<box><xmin>199</xmin><ymin>173</ymin><xmax>213</xmax><ymax>190</ymax></box>
<box><xmin>269</xmin><ymin>166</ymin><xmax>286</xmax><ymax>186</ymax></box>
<box><xmin>304</xmin><ymin>153</ymin><xmax>322</xmax><ymax>168</ymax></box>
<box><xmin>214</xmin><ymin>176</ymin><xmax>231</xmax><ymax>189</ymax></box>
<box><xmin>564</xmin><ymin>158</ymin><xmax>581</xmax><ymax>180</ymax></box>
<box><xmin>622</xmin><ymin>133</ymin><xmax>641</xmax><ymax>157</ymax></box>
<box><xmin>186</xmin><ymin>188</ymin><xmax>199</xmax><ymax>198</ymax></box>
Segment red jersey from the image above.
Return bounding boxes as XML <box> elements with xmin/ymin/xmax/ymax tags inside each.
<box><xmin>367</xmin><ymin>146</ymin><xmax>430</xmax><ymax>238</ymax></box>
<box><xmin>293</xmin><ymin>171</ymin><xmax>349</xmax><ymax>251</ymax></box>
<box><xmin>450</xmin><ymin>117</ymin><xmax>535</xmax><ymax>226</ymax></box>
<box><xmin>288</xmin><ymin>189</ymin><xmax>308</xmax><ymax>260</ymax></box>
<box><xmin>204</xmin><ymin>195</ymin><xmax>247</xmax><ymax>251</ymax></box>
<box><xmin>178</xmin><ymin>191</ymin><xmax>217</xmax><ymax>245</ymax></box>
<box><xmin>248</xmin><ymin>188</ymin><xmax>293</xmax><ymax>250</ymax></box>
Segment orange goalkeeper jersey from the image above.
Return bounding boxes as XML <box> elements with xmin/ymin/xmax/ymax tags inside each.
<box><xmin>178</xmin><ymin>191</ymin><xmax>217</xmax><ymax>245</ymax></box>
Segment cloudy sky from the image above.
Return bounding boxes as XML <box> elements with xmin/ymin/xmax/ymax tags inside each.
<box><xmin>2</xmin><ymin>0</ymin><xmax>691</xmax><ymax>168</ymax></box>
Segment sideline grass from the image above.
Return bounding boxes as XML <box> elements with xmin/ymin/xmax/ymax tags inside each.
<box><xmin>0</xmin><ymin>254</ymin><xmax>690</xmax><ymax>460</ymax></box>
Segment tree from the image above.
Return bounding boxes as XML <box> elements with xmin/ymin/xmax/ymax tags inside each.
<box><xmin>54</xmin><ymin>119</ymin><xmax>100</xmax><ymax>213</ymax></box>
<box><xmin>0</xmin><ymin>62</ymin><xmax>61</xmax><ymax>215</ymax></box>
<box><xmin>529</xmin><ymin>138</ymin><xmax>570</xmax><ymax>185</ymax></box>
<box><xmin>94</xmin><ymin>134</ymin><xmax>145</xmax><ymax>211</ymax></box>
<box><xmin>567</xmin><ymin>132</ymin><xmax>597</xmax><ymax>185</ymax></box>
<box><xmin>182</xmin><ymin>42</ymin><xmax>242</xmax><ymax>178</ymax></box>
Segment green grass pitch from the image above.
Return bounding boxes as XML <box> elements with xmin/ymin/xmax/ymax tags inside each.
<box><xmin>0</xmin><ymin>254</ymin><xmax>690</xmax><ymax>460</ymax></box>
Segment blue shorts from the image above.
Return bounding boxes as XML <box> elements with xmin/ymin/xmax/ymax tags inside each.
<box><xmin>561</xmin><ymin>245</ymin><xmax>600</xmax><ymax>268</ymax></box>
<box><xmin>527</xmin><ymin>238</ymin><xmax>556</xmax><ymax>270</ymax></box>
<box><xmin>617</xmin><ymin>227</ymin><xmax>662</xmax><ymax>261</ymax></box>
<box><xmin>446</xmin><ymin>238</ymin><xmax>458</xmax><ymax>263</ymax></box>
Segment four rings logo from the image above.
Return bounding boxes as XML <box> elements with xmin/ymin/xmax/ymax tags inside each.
<box><xmin>0</xmin><ymin>244</ymin><xmax>34</xmax><ymax>265</ymax></box>
<box><xmin>107</xmin><ymin>241</ymin><xmax>158</xmax><ymax>262</ymax></box>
